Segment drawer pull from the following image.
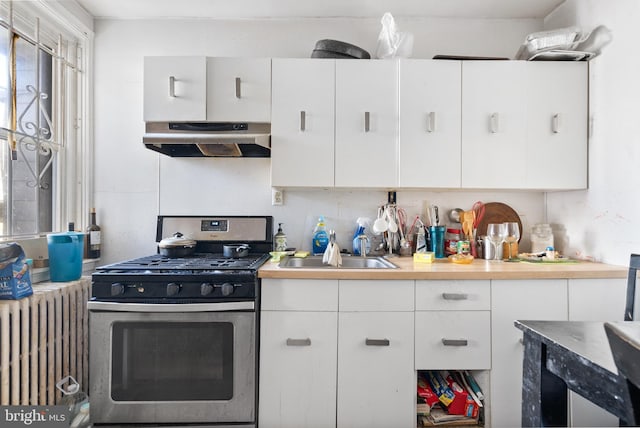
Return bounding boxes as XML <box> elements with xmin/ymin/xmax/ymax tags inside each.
<box><xmin>169</xmin><ymin>76</ymin><xmax>176</xmax><ymax>97</ymax></box>
<box><xmin>365</xmin><ymin>338</ymin><xmax>390</xmax><ymax>347</ymax></box>
<box><xmin>364</xmin><ymin>111</ymin><xmax>370</xmax><ymax>132</ymax></box>
<box><xmin>442</xmin><ymin>338</ymin><xmax>468</xmax><ymax>347</ymax></box>
<box><xmin>286</xmin><ymin>338</ymin><xmax>311</xmax><ymax>347</ymax></box>
<box><xmin>300</xmin><ymin>110</ymin><xmax>306</xmax><ymax>131</ymax></box>
<box><xmin>427</xmin><ymin>111</ymin><xmax>436</xmax><ymax>133</ymax></box>
<box><xmin>235</xmin><ymin>77</ymin><xmax>242</xmax><ymax>98</ymax></box>
<box><xmin>442</xmin><ymin>292</ymin><xmax>468</xmax><ymax>300</ymax></box>
<box><xmin>490</xmin><ymin>112</ymin><xmax>500</xmax><ymax>133</ymax></box>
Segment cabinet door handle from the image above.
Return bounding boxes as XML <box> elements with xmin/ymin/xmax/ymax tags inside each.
<box><xmin>442</xmin><ymin>338</ymin><xmax>468</xmax><ymax>347</ymax></box>
<box><xmin>286</xmin><ymin>338</ymin><xmax>311</xmax><ymax>347</ymax></box>
<box><xmin>300</xmin><ymin>111</ymin><xmax>306</xmax><ymax>131</ymax></box>
<box><xmin>427</xmin><ymin>111</ymin><xmax>436</xmax><ymax>133</ymax></box>
<box><xmin>552</xmin><ymin>113</ymin><xmax>562</xmax><ymax>133</ymax></box>
<box><xmin>169</xmin><ymin>76</ymin><xmax>176</xmax><ymax>97</ymax></box>
<box><xmin>442</xmin><ymin>292</ymin><xmax>468</xmax><ymax>300</ymax></box>
<box><xmin>364</xmin><ymin>111</ymin><xmax>370</xmax><ymax>132</ymax></box>
<box><xmin>365</xmin><ymin>338</ymin><xmax>389</xmax><ymax>346</ymax></box>
<box><xmin>490</xmin><ymin>112</ymin><xmax>500</xmax><ymax>133</ymax></box>
<box><xmin>235</xmin><ymin>77</ymin><xmax>241</xmax><ymax>99</ymax></box>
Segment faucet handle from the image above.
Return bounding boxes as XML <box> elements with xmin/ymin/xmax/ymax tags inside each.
<box><xmin>329</xmin><ymin>230</ymin><xmax>336</xmax><ymax>244</ymax></box>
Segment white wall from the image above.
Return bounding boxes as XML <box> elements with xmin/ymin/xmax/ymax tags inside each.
<box><xmin>93</xmin><ymin>17</ymin><xmax>547</xmax><ymax>263</ymax></box>
<box><xmin>544</xmin><ymin>1</ymin><xmax>639</xmax><ymax>265</ymax></box>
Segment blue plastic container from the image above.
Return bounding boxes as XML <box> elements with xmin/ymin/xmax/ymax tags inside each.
<box><xmin>47</xmin><ymin>232</ymin><xmax>84</xmax><ymax>282</ymax></box>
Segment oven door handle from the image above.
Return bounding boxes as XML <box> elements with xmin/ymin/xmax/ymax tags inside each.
<box><xmin>87</xmin><ymin>301</ymin><xmax>254</xmax><ymax>312</ymax></box>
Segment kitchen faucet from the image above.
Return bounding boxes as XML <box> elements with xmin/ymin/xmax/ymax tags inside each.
<box><xmin>357</xmin><ymin>234</ymin><xmax>369</xmax><ymax>258</ymax></box>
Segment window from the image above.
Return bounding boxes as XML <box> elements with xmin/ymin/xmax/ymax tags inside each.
<box><xmin>0</xmin><ymin>1</ymin><xmax>90</xmax><ymax>239</ymax></box>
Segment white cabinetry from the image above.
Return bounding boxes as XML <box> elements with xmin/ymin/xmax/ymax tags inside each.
<box><xmin>337</xmin><ymin>280</ymin><xmax>414</xmax><ymax>428</ymax></box>
<box><xmin>399</xmin><ymin>60</ymin><xmax>462</xmax><ymax>188</ymax></box>
<box><xmin>462</xmin><ymin>61</ymin><xmax>587</xmax><ymax>190</ymax></box>
<box><xmin>143</xmin><ymin>56</ymin><xmax>271</xmax><ymax>123</ymax></box>
<box><xmin>206</xmin><ymin>57</ymin><xmax>271</xmax><ymax>122</ymax></box>
<box><xmin>490</xmin><ymin>279</ymin><xmax>568</xmax><ymax>428</ymax></box>
<box><xmin>415</xmin><ymin>280</ymin><xmax>491</xmax><ymax>370</ymax></box>
<box><xmin>259</xmin><ymin>279</ymin><xmax>338</xmax><ymax>428</ymax></box>
<box><xmin>568</xmin><ymin>278</ymin><xmax>627</xmax><ymax>427</ymax></box>
<box><xmin>335</xmin><ymin>60</ymin><xmax>398</xmax><ymax>188</ymax></box>
<box><xmin>526</xmin><ymin>62</ymin><xmax>588</xmax><ymax>189</ymax></box>
<box><xmin>271</xmin><ymin>59</ymin><xmax>335</xmax><ymax>187</ymax></box>
<box><xmin>143</xmin><ymin>56</ymin><xmax>207</xmax><ymax>122</ymax></box>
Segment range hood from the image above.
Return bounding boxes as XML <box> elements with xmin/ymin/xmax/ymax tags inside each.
<box><xmin>143</xmin><ymin>122</ymin><xmax>271</xmax><ymax>157</ymax></box>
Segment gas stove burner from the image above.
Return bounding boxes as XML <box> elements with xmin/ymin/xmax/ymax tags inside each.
<box><xmin>98</xmin><ymin>253</ymin><xmax>270</xmax><ymax>272</ymax></box>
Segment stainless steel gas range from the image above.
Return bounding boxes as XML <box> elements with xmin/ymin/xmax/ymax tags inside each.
<box><xmin>88</xmin><ymin>215</ymin><xmax>273</xmax><ymax>427</ymax></box>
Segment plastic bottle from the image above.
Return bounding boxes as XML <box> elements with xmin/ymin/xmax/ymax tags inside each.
<box><xmin>312</xmin><ymin>216</ymin><xmax>329</xmax><ymax>255</ymax></box>
<box><xmin>274</xmin><ymin>223</ymin><xmax>287</xmax><ymax>252</ymax></box>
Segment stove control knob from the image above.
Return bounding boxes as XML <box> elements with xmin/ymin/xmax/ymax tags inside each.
<box><xmin>111</xmin><ymin>283</ymin><xmax>125</xmax><ymax>296</ymax></box>
<box><xmin>167</xmin><ymin>283</ymin><xmax>181</xmax><ymax>296</ymax></box>
<box><xmin>221</xmin><ymin>283</ymin><xmax>235</xmax><ymax>296</ymax></box>
<box><xmin>201</xmin><ymin>283</ymin><xmax>214</xmax><ymax>296</ymax></box>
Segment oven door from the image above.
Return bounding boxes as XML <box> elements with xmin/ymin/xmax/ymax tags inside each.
<box><xmin>88</xmin><ymin>301</ymin><xmax>256</xmax><ymax>425</ymax></box>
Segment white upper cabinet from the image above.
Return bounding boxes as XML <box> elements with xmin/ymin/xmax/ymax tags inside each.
<box><xmin>335</xmin><ymin>60</ymin><xmax>398</xmax><ymax>188</ymax></box>
<box><xmin>525</xmin><ymin>62</ymin><xmax>587</xmax><ymax>189</ymax></box>
<box><xmin>462</xmin><ymin>61</ymin><xmax>587</xmax><ymax>190</ymax></box>
<box><xmin>271</xmin><ymin>59</ymin><xmax>335</xmax><ymax>187</ymax></box>
<box><xmin>143</xmin><ymin>57</ymin><xmax>271</xmax><ymax>123</ymax></box>
<box><xmin>143</xmin><ymin>56</ymin><xmax>207</xmax><ymax>122</ymax></box>
<box><xmin>206</xmin><ymin>57</ymin><xmax>271</xmax><ymax>122</ymax></box>
<box><xmin>462</xmin><ymin>61</ymin><xmax>528</xmax><ymax>189</ymax></box>
<box><xmin>399</xmin><ymin>59</ymin><xmax>462</xmax><ymax>188</ymax></box>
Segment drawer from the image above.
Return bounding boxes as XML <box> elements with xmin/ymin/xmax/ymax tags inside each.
<box><xmin>415</xmin><ymin>311</ymin><xmax>490</xmax><ymax>370</ymax></box>
<box><xmin>415</xmin><ymin>280</ymin><xmax>490</xmax><ymax>311</ymax></box>
<box><xmin>262</xmin><ymin>279</ymin><xmax>338</xmax><ymax>311</ymax></box>
<box><xmin>339</xmin><ymin>280</ymin><xmax>414</xmax><ymax>312</ymax></box>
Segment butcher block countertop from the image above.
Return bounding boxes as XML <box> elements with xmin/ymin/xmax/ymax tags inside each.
<box><xmin>258</xmin><ymin>257</ymin><xmax>628</xmax><ymax>280</ymax></box>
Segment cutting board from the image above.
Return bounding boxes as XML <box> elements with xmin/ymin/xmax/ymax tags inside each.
<box><xmin>476</xmin><ymin>202</ymin><xmax>522</xmax><ymax>242</ymax></box>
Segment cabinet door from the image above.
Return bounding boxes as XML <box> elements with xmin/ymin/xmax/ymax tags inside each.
<box><xmin>143</xmin><ymin>56</ymin><xmax>206</xmax><ymax>121</ymax></box>
<box><xmin>335</xmin><ymin>60</ymin><xmax>398</xmax><ymax>188</ymax></box>
<box><xmin>271</xmin><ymin>59</ymin><xmax>335</xmax><ymax>187</ymax></box>
<box><xmin>462</xmin><ymin>61</ymin><xmax>527</xmax><ymax>188</ymax></box>
<box><xmin>259</xmin><ymin>311</ymin><xmax>337</xmax><ymax>428</ymax></box>
<box><xmin>525</xmin><ymin>62</ymin><xmax>587</xmax><ymax>189</ymax></box>
<box><xmin>206</xmin><ymin>57</ymin><xmax>271</xmax><ymax>122</ymax></box>
<box><xmin>490</xmin><ymin>279</ymin><xmax>568</xmax><ymax>428</ymax></box>
<box><xmin>399</xmin><ymin>59</ymin><xmax>461</xmax><ymax>188</ymax></box>
<box><xmin>568</xmin><ymin>278</ymin><xmax>626</xmax><ymax>427</ymax></box>
<box><xmin>337</xmin><ymin>311</ymin><xmax>414</xmax><ymax>428</ymax></box>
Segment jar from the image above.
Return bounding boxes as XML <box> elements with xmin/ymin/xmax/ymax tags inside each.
<box><xmin>456</xmin><ymin>240</ymin><xmax>471</xmax><ymax>255</ymax></box>
<box><xmin>531</xmin><ymin>224</ymin><xmax>554</xmax><ymax>253</ymax></box>
<box><xmin>444</xmin><ymin>228</ymin><xmax>461</xmax><ymax>256</ymax></box>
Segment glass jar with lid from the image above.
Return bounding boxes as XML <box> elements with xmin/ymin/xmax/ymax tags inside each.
<box><xmin>444</xmin><ymin>228</ymin><xmax>461</xmax><ymax>256</ymax></box>
<box><xmin>530</xmin><ymin>223</ymin><xmax>554</xmax><ymax>253</ymax></box>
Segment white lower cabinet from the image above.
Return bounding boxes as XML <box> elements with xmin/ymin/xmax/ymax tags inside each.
<box><xmin>337</xmin><ymin>311</ymin><xmax>415</xmax><ymax>428</ymax></box>
<box><xmin>490</xmin><ymin>279</ymin><xmax>568</xmax><ymax>428</ymax></box>
<box><xmin>567</xmin><ymin>278</ymin><xmax>627</xmax><ymax>427</ymax></box>
<box><xmin>261</xmin><ymin>276</ymin><xmax>623</xmax><ymax>428</ymax></box>
<box><xmin>259</xmin><ymin>311</ymin><xmax>338</xmax><ymax>428</ymax></box>
<box><xmin>259</xmin><ymin>279</ymin><xmax>338</xmax><ymax>428</ymax></box>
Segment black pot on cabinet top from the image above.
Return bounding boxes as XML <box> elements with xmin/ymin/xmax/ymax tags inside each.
<box><xmin>311</xmin><ymin>39</ymin><xmax>371</xmax><ymax>59</ymax></box>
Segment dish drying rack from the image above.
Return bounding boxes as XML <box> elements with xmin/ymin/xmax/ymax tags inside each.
<box><xmin>514</xmin><ymin>25</ymin><xmax>611</xmax><ymax>61</ymax></box>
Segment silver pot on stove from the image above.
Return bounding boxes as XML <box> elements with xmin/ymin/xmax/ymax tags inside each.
<box><xmin>158</xmin><ymin>232</ymin><xmax>197</xmax><ymax>257</ymax></box>
<box><xmin>223</xmin><ymin>244</ymin><xmax>250</xmax><ymax>258</ymax></box>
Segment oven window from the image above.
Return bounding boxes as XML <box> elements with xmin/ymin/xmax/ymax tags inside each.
<box><xmin>111</xmin><ymin>321</ymin><xmax>233</xmax><ymax>401</ymax></box>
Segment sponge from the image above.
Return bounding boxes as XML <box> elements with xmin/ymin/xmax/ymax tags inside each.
<box><xmin>413</xmin><ymin>252</ymin><xmax>435</xmax><ymax>264</ymax></box>
<box><xmin>294</xmin><ymin>251</ymin><xmax>310</xmax><ymax>258</ymax></box>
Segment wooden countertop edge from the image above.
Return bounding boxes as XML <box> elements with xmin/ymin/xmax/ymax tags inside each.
<box><xmin>258</xmin><ymin>259</ymin><xmax>628</xmax><ymax>280</ymax></box>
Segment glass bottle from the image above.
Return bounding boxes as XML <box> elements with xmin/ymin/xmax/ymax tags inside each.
<box><xmin>87</xmin><ymin>208</ymin><xmax>101</xmax><ymax>259</ymax></box>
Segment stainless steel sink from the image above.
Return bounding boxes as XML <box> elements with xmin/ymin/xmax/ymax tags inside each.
<box><xmin>278</xmin><ymin>255</ymin><xmax>398</xmax><ymax>269</ymax></box>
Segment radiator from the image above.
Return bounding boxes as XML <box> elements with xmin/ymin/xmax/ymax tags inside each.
<box><xmin>0</xmin><ymin>278</ymin><xmax>91</xmax><ymax>405</ymax></box>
